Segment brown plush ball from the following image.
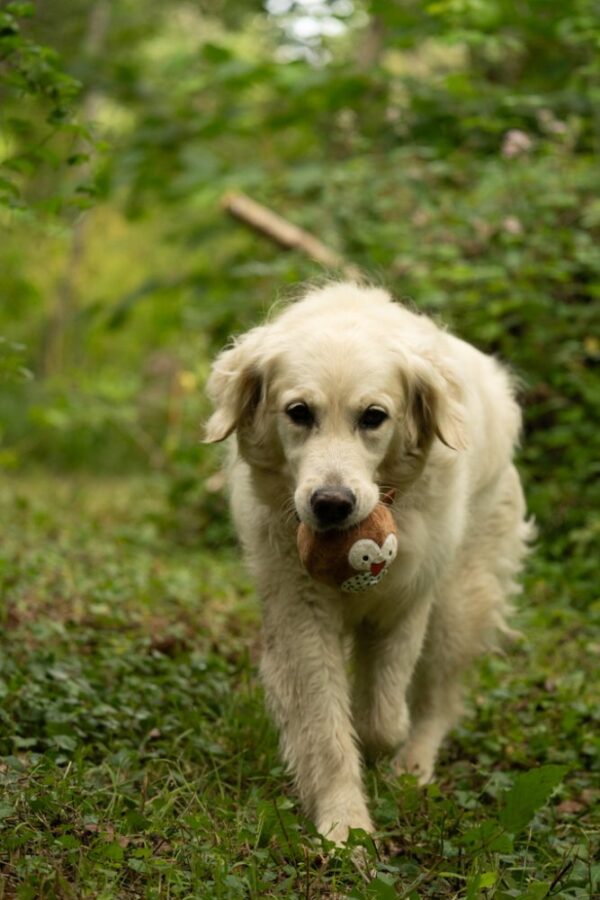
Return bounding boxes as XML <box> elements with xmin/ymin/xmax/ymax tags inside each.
<box><xmin>297</xmin><ymin>495</ymin><xmax>398</xmax><ymax>593</ymax></box>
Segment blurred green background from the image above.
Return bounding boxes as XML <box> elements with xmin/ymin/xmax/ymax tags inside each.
<box><xmin>2</xmin><ymin>0</ymin><xmax>599</xmax><ymax>579</ymax></box>
<box><xmin>1</xmin><ymin>3</ymin><xmax>599</xmax><ymax>895</ymax></box>
<box><xmin>1</xmin><ymin>0</ymin><xmax>599</xmax><ymax>590</ymax></box>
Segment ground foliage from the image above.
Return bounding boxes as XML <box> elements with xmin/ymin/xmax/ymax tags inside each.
<box><xmin>0</xmin><ymin>479</ymin><xmax>597</xmax><ymax>898</ymax></box>
<box><xmin>0</xmin><ymin>0</ymin><xmax>599</xmax><ymax>897</ymax></box>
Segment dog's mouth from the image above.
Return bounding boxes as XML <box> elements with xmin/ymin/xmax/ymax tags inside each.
<box><xmin>293</xmin><ymin>484</ymin><xmax>384</xmax><ymax>533</ymax></box>
<box><xmin>294</xmin><ymin>509</ymin><xmax>355</xmax><ymax>533</ymax></box>
<box><xmin>295</xmin><ymin>505</ymin><xmax>373</xmax><ymax>534</ymax></box>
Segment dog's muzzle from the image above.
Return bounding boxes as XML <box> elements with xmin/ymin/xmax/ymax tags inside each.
<box><xmin>310</xmin><ymin>487</ymin><xmax>356</xmax><ymax>529</ymax></box>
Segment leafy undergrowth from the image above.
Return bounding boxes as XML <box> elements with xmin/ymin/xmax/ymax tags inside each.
<box><xmin>0</xmin><ymin>477</ymin><xmax>598</xmax><ymax>899</ymax></box>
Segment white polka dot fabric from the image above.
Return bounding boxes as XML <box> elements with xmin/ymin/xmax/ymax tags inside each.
<box><xmin>341</xmin><ymin>565</ymin><xmax>391</xmax><ymax>593</ymax></box>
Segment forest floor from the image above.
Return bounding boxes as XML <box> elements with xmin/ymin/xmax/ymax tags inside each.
<box><xmin>0</xmin><ymin>476</ymin><xmax>597</xmax><ymax>899</ymax></box>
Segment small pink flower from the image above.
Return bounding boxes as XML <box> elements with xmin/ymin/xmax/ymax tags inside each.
<box><xmin>502</xmin><ymin>216</ymin><xmax>523</xmax><ymax>235</ymax></box>
<box><xmin>501</xmin><ymin>129</ymin><xmax>533</xmax><ymax>158</ymax></box>
<box><xmin>537</xmin><ymin>109</ymin><xmax>568</xmax><ymax>135</ymax></box>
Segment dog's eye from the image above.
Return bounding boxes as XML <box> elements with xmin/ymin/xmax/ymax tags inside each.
<box><xmin>359</xmin><ymin>406</ymin><xmax>388</xmax><ymax>430</ymax></box>
<box><xmin>285</xmin><ymin>402</ymin><xmax>314</xmax><ymax>427</ymax></box>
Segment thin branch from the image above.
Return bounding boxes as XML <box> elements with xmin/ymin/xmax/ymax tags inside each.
<box><xmin>222</xmin><ymin>191</ymin><xmax>361</xmax><ymax>280</ymax></box>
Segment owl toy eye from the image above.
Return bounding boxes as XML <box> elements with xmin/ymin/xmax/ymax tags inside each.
<box><xmin>381</xmin><ymin>533</ymin><xmax>398</xmax><ymax>563</ymax></box>
<box><xmin>348</xmin><ymin>538</ymin><xmax>380</xmax><ymax>571</ymax></box>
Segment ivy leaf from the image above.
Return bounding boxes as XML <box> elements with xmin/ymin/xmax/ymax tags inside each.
<box><xmin>499</xmin><ymin>765</ymin><xmax>568</xmax><ymax>834</ymax></box>
<box><xmin>367</xmin><ymin>874</ymin><xmax>397</xmax><ymax>899</ymax></box>
<box><xmin>466</xmin><ymin>872</ymin><xmax>498</xmax><ymax>900</ymax></box>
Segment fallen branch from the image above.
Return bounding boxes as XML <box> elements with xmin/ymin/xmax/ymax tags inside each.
<box><xmin>222</xmin><ymin>191</ymin><xmax>361</xmax><ymax>279</ymax></box>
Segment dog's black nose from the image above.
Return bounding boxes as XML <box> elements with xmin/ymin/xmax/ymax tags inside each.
<box><xmin>311</xmin><ymin>487</ymin><xmax>356</xmax><ymax>528</ymax></box>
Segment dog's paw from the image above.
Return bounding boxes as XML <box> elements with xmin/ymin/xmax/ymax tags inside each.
<box><xmin>357</xmin><ymin>700</ymin><xmax>411</xmax><ymax>760</ymax></box>
<box><xmin>315</xmin><ymin>819</ymin><xmax>377</xmax><ymax>880</ymax></box>
<box><xmin>316</xmin><ymin>809</ymin><xmax>373</xmax><ymax>848</ymax></box>
<box><xmin>393</xmin><ymin>742</ymin><xmax>435</xmax><ymax>786</ymax></box>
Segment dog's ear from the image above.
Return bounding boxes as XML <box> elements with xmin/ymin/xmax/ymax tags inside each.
<box><xmin>402</xmin><ymin>352</ymin><xmax>467</xmax><ymax>452</ymax></box>
<box><xmin>203</xmin><ymin>328</ymin><xmax>270</xmax><ymax>444</ymax></box>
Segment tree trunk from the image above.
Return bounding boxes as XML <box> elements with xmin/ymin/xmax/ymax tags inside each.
<box><xmin>41</xmin><ymin>1</ymin><xmax>110</xmax><ymax>376</ymax></box>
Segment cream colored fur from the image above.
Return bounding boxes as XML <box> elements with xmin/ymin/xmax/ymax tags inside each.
<box><xmin>205</xmin><ymin>282</ymin><xmax>532</xmax><ymax>845</ymax></box>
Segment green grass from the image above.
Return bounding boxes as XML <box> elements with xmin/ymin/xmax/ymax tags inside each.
<box><xmin>0</xmin><ymin>476</ymin><xmax>598</xmax><ymax>899</ymax></box>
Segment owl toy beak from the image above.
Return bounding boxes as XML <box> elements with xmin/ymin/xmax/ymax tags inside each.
<box><xmin>370</xmin><ymin>561</ymin><xmax>385</xmax><ymax>577</ymax></box>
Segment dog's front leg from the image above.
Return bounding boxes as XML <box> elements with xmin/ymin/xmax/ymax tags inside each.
<box><xmin>352</xmin><ymin>594</ymin><xmax>433</xmax><ymax>762</ymax></box>
<box><xmin>260</xmin><ymin>587</ymin><xmax>372</xmax><ymax>846</ymax></box>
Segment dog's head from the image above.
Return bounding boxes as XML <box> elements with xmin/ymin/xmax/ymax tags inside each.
<box><xmin>205</xmin><ymin>284</ymin><xmax>466</xmax><ymax>530</ymax></box>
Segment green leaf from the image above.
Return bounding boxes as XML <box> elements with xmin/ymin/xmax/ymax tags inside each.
<box><xmin>465</xmin><ymin>873</ymin><xmax>482</xmax><ymax>900</ymax></box>
<box><xmin>52</xmin><ymin>734</ymin><xmax>77</xmax><ymax>751</ymax></box>
<box><xmin>0</xmin><ymin>802</ymin><xmax>14</xmax><ymax>820</ymax></box>
<box><xmin>461</xmin><ymin>819</ymin><xmax>513</xmax><ymax>852</ymax></box>
<box><xmin>101</xmin><ymin>841</ymin><xmax>125</xmax><ymax>862</ymax></box>
<box><xmin>466</xmin><ymin>870</ymin><xmax>502</xmax><ymax>898</ymax></box>
<box><xmin>0</xmin><ymin>176</ymin><xmax>19</xmax><ymax>196</ymax></box>
<box><xmin>367</xmin><ymin>874</ymin><xmax>398</xmax><ymax>899</ymax></box>
<box><xmin>6</xmin><ymin>3</ymin><xmax>35</xmax><ymax>17</ymax></box>
<box><xmin>499</xmin><ymin>765</ymin><xmax>568</xmax><ymax>834</ymax></box>
<box><xmin>518</xmin><ymin>882</ymin><xmax>551</xmax><ymax>900</ymax></box>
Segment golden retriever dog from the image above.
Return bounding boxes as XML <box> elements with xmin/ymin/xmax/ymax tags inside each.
<box><xmin>204</xmin><ymin>282</ymin><xmax>531</xmax><ymax>845</ymax></box>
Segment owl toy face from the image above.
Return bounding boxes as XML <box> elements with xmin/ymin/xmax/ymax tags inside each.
<box><xmin>296</xmin><ymin>495</ymin><xmax>398</xmax><ymax>594</ymax></box>
<box><xmin>342</xmin><ymin>533</ymin><xmax>398</xmax><ymax>592</ymax></box>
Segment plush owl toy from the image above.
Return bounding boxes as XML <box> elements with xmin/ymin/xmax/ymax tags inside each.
<box><xmin>297</xmin><ymin>493</ymin><xmax>398</xmax><ymax>593</ymax></box>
